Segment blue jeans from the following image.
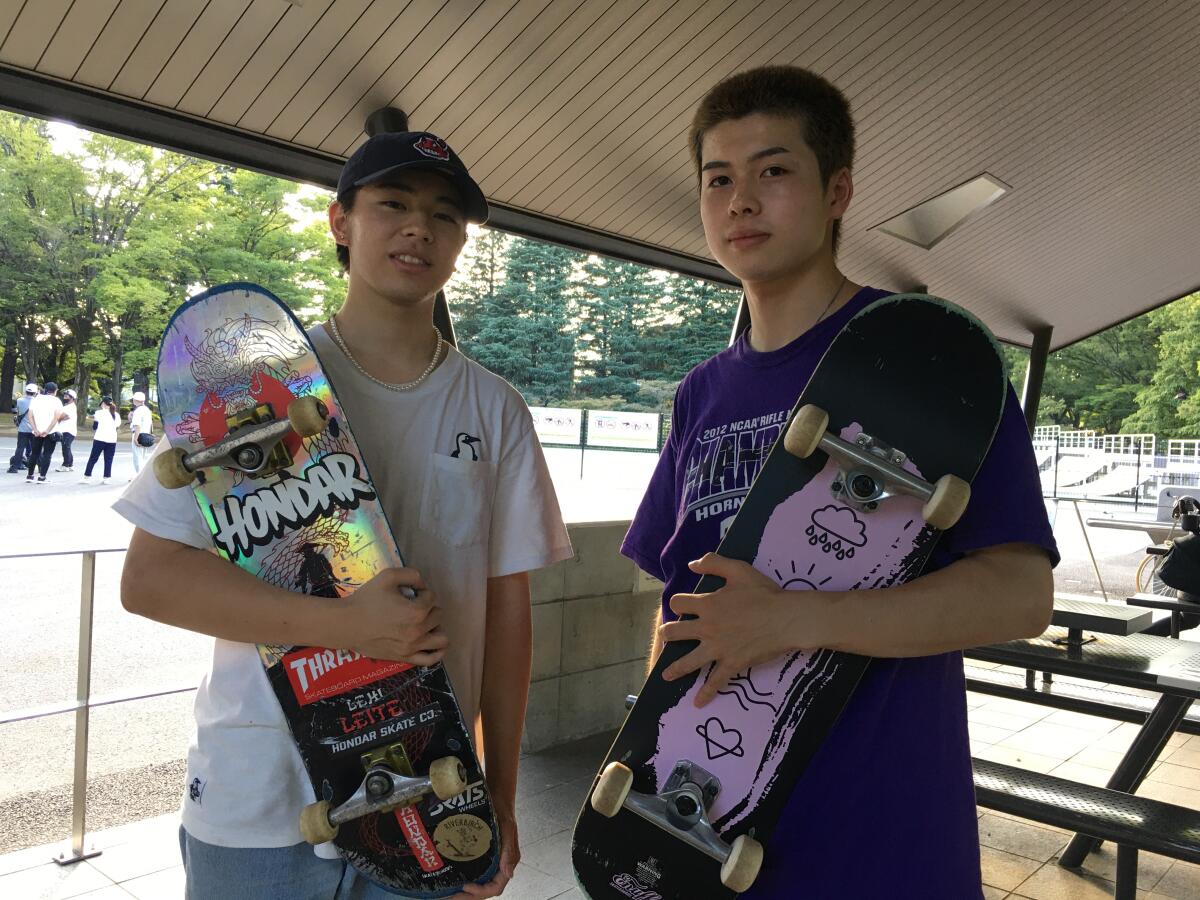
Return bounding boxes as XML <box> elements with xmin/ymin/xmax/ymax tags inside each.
<box><xmin>178</xmin><ymin>827</ymin><xmax>394</xmax><ymax>900</ymax></box>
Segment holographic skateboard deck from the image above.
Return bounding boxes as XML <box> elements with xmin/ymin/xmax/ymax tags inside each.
<box><xmin>155</xmin><ymin>282</ymin><xmax>498</xmax><ymax>896</ymax></box>
<box><xmin>572</xmin><ymin>294</ymin><xmax>1006</xmax><ymax>898</ymax></box>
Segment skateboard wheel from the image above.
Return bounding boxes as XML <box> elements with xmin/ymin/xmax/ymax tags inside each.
<box><xmin>922</xmin><ymin>474</ymin><xmax>971</xmax><ymax>530</ymax></box>
<box><xmin>299</xmin><ymin>800</ymin><xmax>338</xmax><ymax>844</ymax></box>
<box><xmin>590</xmin><ymin>762</ymin><xmax>633</xmax><ymax>818</ymax></box>
<box><xmin>784</xmin><ymin>405</ymin><xmax>828</xmax><ymax>459</ymax></box>
<box><xmin>429</xmin><ymin>756</ymin><xmax>468</xmax><ymax>801</ymax></box>
<box><xmin>288</xmin><ymin>396</ymin><xmax>329</xmax><ymax>438</ymax></box>
<box><xmin>153</xmin><ymin>447</ymin><xmax>194</xmax><ymax>489</ymax></box>
<box><xmin>720</xmin><ymin>834</ymin><xmax>763</xmax><ymax>893</ymax></box>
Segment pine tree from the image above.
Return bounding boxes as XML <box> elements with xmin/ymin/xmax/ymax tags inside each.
<box><xmin>575</xmin><ymin>254</ymin><xmax>658</xmax><ymax>402</ymax></box>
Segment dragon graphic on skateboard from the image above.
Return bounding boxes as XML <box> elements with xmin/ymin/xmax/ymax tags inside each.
<box><xmin>572</xmin><ymin>294</ymin><xmax>1007</xmax><ymax>898</ymax></box>
<box><xmin>155</xmin><ymin>283</ymin><xmax>499</xmax><ymax>896</ymax></box>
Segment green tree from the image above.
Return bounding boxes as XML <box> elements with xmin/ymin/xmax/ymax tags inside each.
<box><xmin>190</xmin><ymin>170</ymin><xmax>341</xmax><ymax>317</ymax></box>
<box><xmin>449</xmin><ymin>229</ymin><xmax>507</xmax><ymax>350</ymax></box>
<box><xmin>0</xmin><ymin>114</ymin><xmax>82</xmax><ymax>393</ymax></box>
<box><xmin>466</xmin><ymin>235</ymin><xmax>578</xmax><ymax>404</ymax></box>
<box><xmin>1123</xmin><ymin>293</ymin><xmax>1200</xmax><ymax>438</ymax></box>
<box><xmin>660</xmin><ymin>274</ymin><xmax>740</xmax><ymax>378</ymax></box>
<box><xmin>1037</xmin><ymin>315</ymin><xmax>1161</xmax><ymax>433</ymax></box>
<box><xmin>575</xmin><ymin>254</ymin><xmax>659</xmax><ymax>402</ymax></box>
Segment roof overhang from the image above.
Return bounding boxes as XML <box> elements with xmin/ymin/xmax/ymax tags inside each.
<box><xmin>1</xmin><ymin>1</ymin><xmax>1197</xmax><ymax>350</ymax></box>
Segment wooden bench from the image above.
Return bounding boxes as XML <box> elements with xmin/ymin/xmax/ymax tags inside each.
<box><xmin>974</xmin><ymin>758</ymin><xmax>1200</xmax><ymax>899</ymax></box>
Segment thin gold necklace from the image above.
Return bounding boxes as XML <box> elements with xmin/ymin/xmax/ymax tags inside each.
<box><xmin>813</xmin><ymin>274</ymin><xmax>848</xmax><ymax>328</ymax></box>
<box><xmin>327</xmin><ymin>314</ymin><xmax>444</xmax><ymax>392</ymax></box>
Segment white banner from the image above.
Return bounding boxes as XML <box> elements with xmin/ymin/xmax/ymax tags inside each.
<box><xmin>530</xmin><ymin>407</ymin><xmax>583</xmax><ymax>445</ymax></box>
<box><xmin>586</xmin><ymin>410</ymin><xmax>660</xmax><ymax>450</ymax></box>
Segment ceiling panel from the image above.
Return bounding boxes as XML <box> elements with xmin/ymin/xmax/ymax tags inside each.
<box><xmin>143</xmin><ymin>0</ymin><xmax>256</xmax><ymax>108</ymax></box>
<box><xmin>73</xmin><ymin>0</ymin><xmax>166</xmax><ymax>90</ymax></box>
<box><xmin>428</xmin><ymin>0</ymin><xmax>616</xmax><ymax>155</ymax></box>
<box><xmin>290</xmin><ymin>0</ymin><xmax>447</xmax><ymax>148</ymax></box>
<box><xmin>482</xmin><ymin>0</ymin><xmax>712</xmax><ymax>196</ymax></box>
<box><xmin>0</xmin><ymin>0</ymin><xmax>1196</xmax><ymax>349</ymax></box>
<box><xmin>343</xmin><ymin>0</ymin><xmax>534</xmax><ymax>153</ymax></box>
<box><xmin>175</xmin><ymin>0</ymin><xmax>292</xmax><ymax>116</ymax></box>
<box><xmin>235</xmin><ymin>0</ymin><xmax>373</xmax><ymax>134</ymax></box>
<box><xmin>453</xmin><ymin>0</ymin><xmax>662</xmax><ymax>184</ymax></box>
<box><xmin>205</xmin><ymin>0</ymin><xmax>338</xmax><ymax>124</ymax></box>
<box><xmin>108</xmin><ymin>0</ymin><xmax>206</xmax><ymax>99</ymax></box>
<box><xmin>36</xmin><ymin>0</ymin><xmax>122</xmax><ymax>81</ymax></box>
<box><xmin>400</xmin><ymin>0</ymin><xmax>559</xmax><ymax>146</ymax></box>
<box><xmin>0</xmin><ymin>0</ymin><xmax>74</xmax><ymax>70</ymax></box>
<box><xmin>265</xmin><ymin>0</ymin><xmax>414</xmax><ymax>141</ymax></box>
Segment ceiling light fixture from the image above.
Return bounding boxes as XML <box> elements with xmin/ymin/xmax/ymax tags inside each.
<box><xmin>872</xmin><ymin>173</ymin><xmax>1010</xmax><ymax>250</ymax></box>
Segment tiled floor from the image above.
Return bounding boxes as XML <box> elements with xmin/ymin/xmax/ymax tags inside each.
<box><xmin>5</xmin><ymin>691</ymin><xmax>1200</xmax><ymax>900</ymax></box>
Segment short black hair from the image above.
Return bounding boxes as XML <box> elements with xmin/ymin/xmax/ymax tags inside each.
<box><xmin>690</xmin><ymin>66</ymin><xmax>856</xmax><ymax>254</ymax></box>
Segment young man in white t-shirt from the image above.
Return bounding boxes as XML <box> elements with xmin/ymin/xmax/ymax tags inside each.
<box><xmin>25</xmin><ymin>381</ymin><xmax>64</xmax><ymax>484</ymax></box>
<box><xmin>128</xmin><ymin>391</ymin><xmax>153</xmax><ymax>476</ymax></box>
<box><xmin>116</xmin><ymin>132</ymin><xmax>572</xmax><ymax>899</ymax></box>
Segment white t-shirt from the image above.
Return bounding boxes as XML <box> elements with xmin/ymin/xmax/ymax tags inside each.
<box><xmin>113</xmin><ymin>329</ymin><xmax>572</xmax><ymax>849</ymax></box>
<box><xmin>93</xmin><ymin>409</ymin><xmax>120</xmax><ymax>443</ymax></box>
<box><xmin>130</xmin><ymin>404</ymin><xmax>152</xmax><ymax>439</ymax></box>
<box><xmin>56</xmin><ymin>402</ymin><xmax>78</xmax><ymax>436</ymax></box>
<box><xmin>28</xmin><ymin>394</ymin><xmax>63</xmax><ymax>434</ymax></box>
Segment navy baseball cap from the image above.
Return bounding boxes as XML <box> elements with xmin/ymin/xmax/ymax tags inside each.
<box><xmin>337</xmin><ymin>132</ymin><xmax>489</xmax><ymax>224</ymax></box>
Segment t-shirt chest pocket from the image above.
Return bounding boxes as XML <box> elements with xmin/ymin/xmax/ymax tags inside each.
<box><xmin>420</xmin><ymin>453</ymin><xmax>496</xmax><ymax>547</ymax></box>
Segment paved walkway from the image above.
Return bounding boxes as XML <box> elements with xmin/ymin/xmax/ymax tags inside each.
<box><xmin>4</xmin><ymin>705</ymin><xmax>1200</xmax><ymax>898</ymax></box>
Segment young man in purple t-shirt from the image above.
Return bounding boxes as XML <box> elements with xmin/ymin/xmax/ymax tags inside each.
<box><xmin>621</xmin><ymin>66</ymin><xmax>1059</xmax><ymax>898</ymax></box>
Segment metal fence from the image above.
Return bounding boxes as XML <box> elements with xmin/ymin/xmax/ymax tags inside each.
<box><xmin>0</xmin><ymin>547</ymin><xmax>196</xmax><ymax>865</ymax></box>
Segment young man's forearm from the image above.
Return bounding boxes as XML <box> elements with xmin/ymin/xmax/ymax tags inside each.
<box><xmin>658</xmin><ymin>542</ymin><xmax>1054</xmax><ymax>695</ymax></box>
<box><xmin>122</xmin><ymin>527</ymin><xmax>346</xmax><ymax>647</ymax></box>
<box><xmin>809</xmin><ymin>543</ymin><xmax>1052</xmax><ymax>657</ymax></box>
<box><xmin>478</xmin><ymin>571</ymin><xmax>532</xmax><ymax>815</ymax></box>
<box><xmin>123</xmin><ymin>528</ymin><xmax>446</xmax><ymax>665</ymax></box>
<box><xmin>667</xmin><ymin>542</ymin><xmax>1051</xmax><ymax>672</ymax></box>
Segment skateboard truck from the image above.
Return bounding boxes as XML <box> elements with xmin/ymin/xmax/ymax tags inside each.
<box><xmin>299</xmin><ymin>745</ymin><xmax>468</xmax><ymax>845</ymax></box>
<box><xmin>590</xmin><ymin>759</ymin><xmax>763</xmax><ymax>893</ymax></box>
<box><xmin>783</xmin><ymin>404</ymin><xmax>971</xmax><ymax>530</ymax></box>
<box><xmin>154</xmin><ymin>396</ymin><xmax>330</xmax><ymax>489</ymax></box>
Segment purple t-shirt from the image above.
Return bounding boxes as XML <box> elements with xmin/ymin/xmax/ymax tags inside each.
<box><xmin>622</xmin><ymin>287</ymin><xmax>1058</xmax><ymax>898</ymax></box>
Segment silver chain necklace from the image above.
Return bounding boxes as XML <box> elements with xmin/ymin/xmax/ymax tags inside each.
<box><xmin>327</xmin><ymin>314</ymin><xmax>444</xmax><ymax>392</ymax></box>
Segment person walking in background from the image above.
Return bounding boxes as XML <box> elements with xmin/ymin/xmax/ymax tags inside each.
<box><xmin>82</xmin><ymin>396</ymin><xmax>120</xmax><ymax>484</ymax></box>
<box><xmin>129</xmin><ymin>390</ymin><xmax>154</xmax><ymax>476</ymax></box>
<box><xmin>7</xmin><ymin>383</ymin><xmax>38</xmax><ymax>474</ymax></box>
<box><xmin>25</xmin><ymin>381</ymin><xmax>63</xmax><ymax>484</ymax></box>
<box><xmin>55</xmin><ymin>388</ymin><xmax>78</xmax><ymax>473</ymax></box>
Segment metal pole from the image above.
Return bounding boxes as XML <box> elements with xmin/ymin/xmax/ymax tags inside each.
<box><xmin>1135</xmin><ymin>439</ymin><xmax>1142</xmax><ymax>513</ymax></box>
<box><xmin>56</xmin><ymin>551</ymin><xmax>102</xmax><ymax>864</ymax></box>
<box><xmin>580</xmin><ymin>410</ymin><xmax>587</xmax><ymax>479</ymax></box>
<box><xmin>1073</xmin><ymin>501</ymin><xmax>1108</xmax><ymax>602</ymax></box>
<box><xmin>1054</xmin><ymin>435</ymin><xmax>1060</xmax><ymax>498</ymax></box>
<box><xmin>1021</xmin><ymin>325</ymin><xmax>1053</xmax><ymax>435</ymax></box>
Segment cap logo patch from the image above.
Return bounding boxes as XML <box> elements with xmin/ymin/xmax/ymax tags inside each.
<box><xmin>413</xmin><ymin>135</ymin><xmax>451</xmax><ymax>161</ymax></box>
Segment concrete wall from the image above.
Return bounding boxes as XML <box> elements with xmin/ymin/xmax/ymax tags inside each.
<box><xmin>522</xmin><ymin>520</ymin><xmax>663</xmax><ymax>753</ymax></box>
